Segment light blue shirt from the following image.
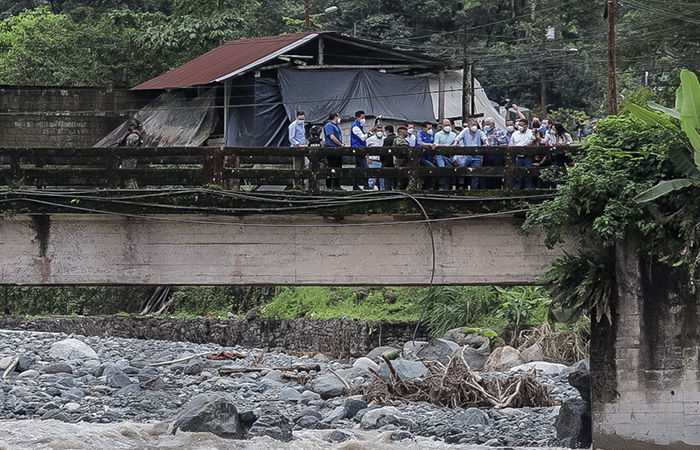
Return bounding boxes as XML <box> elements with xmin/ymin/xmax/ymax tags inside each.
<box><xmin>288</xmin><ymin>120</ymin><xmax>305</xmax><ymax>147</ymax></box>
<box><xmin>455</xmin><ymin>129</ymin><xmax>488</xmax><ymax>147</ymax></box>
<box><xmin>434</xmin><ymin>130</ymin><xmax>456</xmax><ymax>146</ymax></box>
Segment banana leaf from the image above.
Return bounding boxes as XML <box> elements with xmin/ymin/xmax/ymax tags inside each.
<box><xmin>680</xmin><ymin>69</ymin><xmax>700</xmax><ymax>130</ymax></box>
<box><xmin>681</xmin><ymin>121</ymin><xmax>700</xmax><ymax>168</ymax></box>
<box><xmin>648</xmin><ymin>101</ymin><xmax>681</xmax><ymax>120</ymax></box>
<box><xmin>635</xmin><ymin>178</ymin><xmax>696</xmax><ymax>202</ymax></box>
<box><xmin>669</xmin><ymin>146</ymin><xmax>700</xmax><ymax>179</ymax></box>
<box><xmin>676</xmin><ymin>83</ymin><xmax>684</xmax><ymax>112</ymax></box>
<box><xmin>627</xmin><ymin>103</ymin><xmax>674</xmax><ymax>128</ymax></box>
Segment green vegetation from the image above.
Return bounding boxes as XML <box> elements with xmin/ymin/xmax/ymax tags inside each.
<box><xmin>1</xmin><ymin>286</ymin><xmax>150</xmax><ymax>316</ymax></box>
<box><xmin>525</xmin><ymin>70</ymin><xmax>700</xmax><ymax>323</ymax></box>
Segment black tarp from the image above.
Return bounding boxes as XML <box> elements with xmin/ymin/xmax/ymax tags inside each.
<box><xmin>277</xmin><ymin>68</ymin><xmax>435</xmax><ymax>123</ymax></box>
<box><xmin>95</xmin><ymin>89</ymin><xmax>218</xmax><ymax>147</ymax></box>
<box><xmin>226</xmin><ymin>77</ymin><xmax>288</xmax><ymax>147</ymax></box>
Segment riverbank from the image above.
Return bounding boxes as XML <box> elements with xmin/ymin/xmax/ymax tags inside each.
<box><xmin>0</xmin><ymin>329</ymin><xmax>585</xmax><ymax>448</ymax></box>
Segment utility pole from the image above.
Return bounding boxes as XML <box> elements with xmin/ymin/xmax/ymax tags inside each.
<box><xmin>606</xmin><ymin>0</ymin><xmax>617</xmax><ymax>115</ymax></box>
<box><xmin>462</xmin><ymin>25</ymin><xmax>471</xmax><ymax>120</ymax></box>
<box><xmin>540</xmin><ymin>13</ymin><xmax>546</xmax><ymax>111</ymax></box>
<box><xmin>304</xmin><ymin>0</ymin><xmax>311</xmax><ymax>30</ymax></box>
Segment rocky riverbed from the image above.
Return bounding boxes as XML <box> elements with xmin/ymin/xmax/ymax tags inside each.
<box><xmin>0</xmin><ymin>329</ymin><xmax>585</xmax><ymax>449</ymax></box>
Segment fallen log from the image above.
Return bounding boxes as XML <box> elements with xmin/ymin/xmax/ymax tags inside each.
<box><xmin>218</xmin><ymin>364</ymin><xmax>321</xmax><ymax>376</ymax></box>
<box><xmin>2</xmin><ymin>356</ymin><xmax>19</xmax><ymax>378</ymax></box>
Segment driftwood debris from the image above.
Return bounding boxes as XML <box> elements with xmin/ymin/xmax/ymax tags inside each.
<box><xmin>2</xmin><ymin>356</ymin><xmax>19</xmax><ymax>378</ymax></box>
<box><xmin>148</xmin><ymin>351</ymin><xmax>211</xmax><ymax>367</ymax></box>
<box><xmin>207</xmin><ymin>351</ymin><xmax>245</xmax><ymax>360</ymax></box>
<box><xmin>354</xmin><ymin>353</ymin><xmax>553</xmax><ymax>410</ymax></box>
<box><xmin>218</xmin><ymin>364</ymin><xmax>321</xmax><ymax>376</ymax></box>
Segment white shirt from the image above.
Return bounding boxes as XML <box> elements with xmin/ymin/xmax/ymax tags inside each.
<box><xmin>511</xmin><ymin>129</ymin><xmax>535</xmax><ymax>147</ymax></box>
<box><xmin>366</xmin><ymin>134</ymin><xmax>384</xmax><ymax>161</ymax></box>
<box><xmin>544</xmin><ymin>130</ymin><xmax>573</xmax><ymax>146</ymax></box>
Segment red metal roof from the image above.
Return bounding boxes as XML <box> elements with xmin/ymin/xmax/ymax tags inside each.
<box><xmin>133</xmin><ymin>32</ymin><xmax>320</xmax><ymax>90</ymax></box>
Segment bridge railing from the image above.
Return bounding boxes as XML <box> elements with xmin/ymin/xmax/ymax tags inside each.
<box><xmin>0</xmin><ymin>146</ymin><xmax>571</xmax><ymax>191</ymax></box>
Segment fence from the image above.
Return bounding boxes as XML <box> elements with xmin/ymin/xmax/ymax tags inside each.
<box><xmin>0</xmin><ymin>145</ymin><xmax>571</xmax><ymax>192</ymax></box>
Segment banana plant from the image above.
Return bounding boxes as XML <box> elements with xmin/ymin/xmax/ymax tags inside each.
<box><xmin>630</xmin><ymin>69</ymin><xmax>700</xmax><ymax>202</ymax></box>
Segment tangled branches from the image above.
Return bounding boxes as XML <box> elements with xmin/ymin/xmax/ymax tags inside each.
<box><xmin>354</xmin><ymin>352</ymin><xmax>553</xmax><ymax>410</ymax></box>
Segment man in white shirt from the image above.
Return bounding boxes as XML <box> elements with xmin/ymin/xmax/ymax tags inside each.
<box><xmin>512</xmin><ymin>118</ymin><xmax>535</xmax><ymax>189</ymax></box>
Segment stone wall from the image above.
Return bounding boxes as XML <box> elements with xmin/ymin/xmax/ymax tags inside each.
<box><xmin>0</xmin><ymin>86</ymin><xmax>158</xmax><ymax>148</ymax></box>
<box><xmin>592</xmin><ymin>238</ymin><xmax>700</xmax><ymax>449</ymax></box>
<box><xmin>0</xmin><ymin>316</ymin><xmax>430</xmax><ymax>358</ymax></box>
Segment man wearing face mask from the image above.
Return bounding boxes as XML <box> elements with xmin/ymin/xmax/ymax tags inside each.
<box><xmin>406</xmin><ymin>123</ymin><xmax>417</xmax><ymax>146</ymax></box>
<box><xmin>366</xmin><ymin>125</ymin><xmax>385</xmax><ymax>190</ymax></box>
<box><xmin>433</xmin><ymin>118</ymin><xmax>456</xmax><ymax>190</ymax></box>
<box><xmin>351</xmin><ymin>110</ymin><xmax>370</xmax><ymax>190</ymax></box>
<box><xmin>512</xmin><ymin>118</ymin><xmax>536</xmax><ymax>189</ymax></box>
<box><xmin>324</xmin><ymin>112</ymin><xmax>343</xmax><ymax>190</ymax></box>
<box><xmin>505</xmin><ymin>120</ymin><xmax>516</xmax><ymax>145</ymax></box>
<box><xmin>288</xmin><ymin>110</ymin><xmax>307</xmax><ymax>189</ymax></box>
<box><xmin>482</xmin><ymin>117</ymin><xmax>508</xmax><ymax>189</ymax></box>
<box><xmin>452</xmin><ymin>119</ymin><xmax>489</xmax><ymax>189</ymax></box>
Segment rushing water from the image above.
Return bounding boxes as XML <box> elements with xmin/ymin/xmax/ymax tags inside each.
<box><xmin>0</xmin><ymin>419</ymin><xmax>570</xmax><ymax>450</ymax></box>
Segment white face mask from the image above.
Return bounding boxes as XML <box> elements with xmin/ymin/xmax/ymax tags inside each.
<box><xmin>336</xmin><ymin>118</ymin><xmax>341</xmax><ymax>124</ymax></box>
<box><xmin>376</xmin><ymin>132</ymin><xmax>384</xmax><ymax>138</ymax></box>
<box><xmin>483</xmin><ymin>125</ymin><xmax>491</xmax><ymax>132</ymax></box>
<box><xmin>443</xmin><ymin>126</ymin><xmax>452</xmax><ymax>133</ymax></box>
<box><xmin>506</xmin><ymin>125</ymin><xmax>514</xmax><ymax>133</ymax></box>
<box><xmin>360</xmin><ymin>118</ymin><xmax>366</xmax><ymax>125</ymax></box>
<box><xmin>517</xmin><ymin>126</ymin><xmax>525</xmax><ymax>132</ymax></box>
<box><xmin>408</xmin><ymin>128</ymin><xmax>414</xmax><ymax>135</ymax></box>
<box><xmin>298</xmin><ymin>119</ymin><xmax>304</xmax><ymax>124</ymax></box>
<box><xmin>427</xmin><ymin>129</ymin><xmax>434</xmax><ymax>135</ymax></box>
<box><xmin>469</xmin><ymin>126</ymin><xmax>478</xmax><ymax>132</ymax></box>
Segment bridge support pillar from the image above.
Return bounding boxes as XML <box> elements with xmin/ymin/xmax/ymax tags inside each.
<box><xmin>592</xmin><ymin>237</ymin><xmax>700</xmax><ymax>449</ymax></box>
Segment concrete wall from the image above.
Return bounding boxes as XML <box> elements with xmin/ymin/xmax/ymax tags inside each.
<box><xmin>0</xmin><ymin>86</ymin><xmax>156</xmax><ymax>147</ymax></box>
<box><xmin>592</xmin><ymin>238</ymin><xmax>700</xmax><ymax>449</ymax></box>
<box><xmin>0</xmin><ymin>316</ymin><xmax>429</xmax><ymax>358</ymax></box>
<box><xmin>0</xmin><ymin>213</ymin><xmax>564</xmax><ymax>286</ymax></box>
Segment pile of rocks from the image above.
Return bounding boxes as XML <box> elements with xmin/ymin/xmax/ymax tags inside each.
<box><xmin>0</xmin><ymin>328</ymin><xmax>590</xmax><ymax>448</ymax></box>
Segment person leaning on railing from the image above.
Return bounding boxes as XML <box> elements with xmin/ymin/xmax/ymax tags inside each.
<box><xmin>536</xmin><ymin>122</ymin><xmax>573</xmax><ymax>189</ymax></box>
<box><xmin>482</xmin><ymin>117</ymin><xmax>509</xmax><ymax>189</ymax></box>
<box><xmin>324</xmin><ymin>112</ymin><xmax>343</xmax><ymax>190</ymax></box>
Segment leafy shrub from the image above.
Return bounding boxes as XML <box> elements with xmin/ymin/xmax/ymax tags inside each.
<box><xmin>423</xmin><ymin>286</ymin><xmax>501</xmax><ymax>336</ymax></box>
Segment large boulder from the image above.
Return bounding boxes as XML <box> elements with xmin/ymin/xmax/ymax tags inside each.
<box><xmin>172</xmin><ymin>393</ymin><xmax>243</xmax><ymax>439</ymax></box>
<box><xmin>360</xmin><ymin>406</ymin><xmax>402</xmax><ymax>429</ymax></box>
<box><xmin>461</xmin><ymin>340</ymin><xmax>491</xmax><ymax>370</ymax></box>
<box><xmin>415</xmin><ymin>338</ymin><xmax>460</xmax><ymax>365</ymax></box>
<box><xmin>49</xmin><ymin>339</ymin><xmax>98</xmax><ymax>361</ymax></box>
<box><xmin>247</xmin><ymin>411</ymin><xmax>293</xmax><ymax>442</ymax></box>
<box><xmin>366</xmin><ymin>346</ymin><xmax>396</xmax><ymax>362</ymax></box>
<box><xmin>402</xmin><ymin>340</ymin><xmax>427</xmax><ymax>360</ymax></box>
<box><xmin>566</xmin><ymin>359</ymin><xmax>591</xmax><ymax>403</ymax></box>
<box><xmin>443</xmin><ymin>328</ymin><xmax>491</xmax><ymax>348</ymax></box>
<box><xmin>311</xmin><ymin>373</ymin><xmax>346</xmax><ymax>399</ymax></box>
<box><xmin>378</xmin><ymin>360</ymin><xmax>428</xmax><ymax>380</ymax></box>
<box><xmin>453</xmin><ymin>407</ymin><xmax>492</xmax><ymax>427</ymax></box>
<box><xmin>555</xmin><ymin>398</ymin><xmax>592</xmax><ymax>448</ymax></box>
<box><xmin>521</xmin><ymin>342</ymin><xmax>545</xmax><ymax>363</ymax></box>
<box><xmin>510</xmin><ymin>361</ymin><xmax>568</xmax><ymax>376</ymax></box>
<box><xmin>483</xmin><ymin>346</ymin><xmax>524</xmax><ymax>372</ymax></box>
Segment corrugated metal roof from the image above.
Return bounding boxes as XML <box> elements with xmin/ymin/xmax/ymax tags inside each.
<box><xmin>133</xmin><ymin>32</ymin><xmax>320</xmax><ymax>90</ymax></box>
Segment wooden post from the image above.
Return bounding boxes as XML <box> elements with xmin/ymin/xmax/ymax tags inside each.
<box><xmin>438</xmin><ymin>71</ymin><xmax>445</xmax><ymax>121</ymax></box>
<box><xmin>504</xmin><ymin>146</ymin><xmax>516</xmax><ymax>190</ymax></box>
<box><xmin>223</xmin><ymin>80</ymin><xmax>230</xmax><ymax>145</ymax></box>
<box><xmin>407</xmin><ymin>147</ymin><xmax>421</xmax><ymax>192</ymax></box>
<box><xmin>307</xmin><ymin>148</ymin><xmax>320</xmax><ymax>194</ymax></box>
<box><xmin>202</xmin><ymin>147</ymin><xmax>225</xmax><ymax>187</ymax></box>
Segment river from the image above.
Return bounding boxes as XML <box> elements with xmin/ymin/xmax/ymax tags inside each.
<box><xmin>0</xmin><ymin>419</ymin><xmax>571</xmax><ymax>450</ymax></box>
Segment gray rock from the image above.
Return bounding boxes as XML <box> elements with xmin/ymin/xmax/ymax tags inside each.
<box><xmin>353</xmin><ymin>357</ymin><xmax>379</xmax><ymax>372</ymax></box>
<box><xmin>415</xmin><ymin>338</ymin><xmax>460</xmax><ymax>365</ymax></box>
<box><xmin>49</xmin><ymin>339</ymin><xmax>98</xmax><ymax>361</ymax></box>
<box><xmin>322</xmin><ymin>406</ymin><xmax>347</xmax><ymax>423</ymax></box>
<box><xmin>378</xmin><ymin>360</ymin><xmax>428</xmax><ymax>380</ymax></box>
<box><xmin>521</xmin><ymin>342</ymin><xmax>545</xmax><ymax>363</ymax></box>
<box><xmin>114</xmin><ymin>384</ymin><xmax>142</xmax><ymax>396</ymax></box>
<box><xmin>555</xmin><ymin>398</ymin><xmax>592</xmax><ymax>448</ymax></box>
<box><xmin>279</xmin><ymin>387</ymin><xmax>301</xmax><ymax>400</ymax></box>
<box><xmin>443</xmin><ymin>328</ymin><xmax>491</xmax><ymax>348</ymax></box>
<box><xmin>247</xmin><ymin>411</ymin><xmax>293</xmax><ymax>442</ymax></box>
<box><xmin>263</xmin><ymin>369</ymin><xmax>285</xmax><ymax>382</ymax></box>
<box><xmin>297</xmin><ymin>415</ymin><xmax>322</xmax><ymax>429</ymax></box>
<box><xmin>299</xmin><ymin>390</ymin><xmax>321</xmax><ymax>405</ymax></box>
<box><xmin>312</xmin><ymin>354</ymin><xmax>330</xmax><ymax>362</ymax></box>
<box><xmin>566</xmin><ymin>359</ymin><xmax>591</xmax><ymax>403</ymax></box>
<box><xmin>184</xmin><ymin>360</ymin><xmax>204</xmax><ymax>376</ymax></box>
<box><xmin>54</xmin><ymin>373</ymin><xmax>75</xmax><ymax>387</ymax></box>
<box><xmin>293</xmin><ymin>408</ymin><xmax>322</xmax><ymax>423</ymax></box>
<box><xmin>238</xmin><ymin>410</ymin><xmax>258</xmax><ymax>430</ymax></box>
<box><xmin>462</xmin><ymin>341</ymin><xmax>490</xmax><ymax>370</ymax></box>
<box><xmin>44</xmin><ymin>363</ymin><xmax>73</xmax><ymax>375</ymax></box>
<box><xmin>311</xmin><ymin>373</ymin><xmax>346</xmax><ymax>399</ymax></box>
<box><xmin>360</xmin><ymin>406</ymin><xmax>401</xmax><ymax>429</ymax></box>
<box><xmin>61</xmin><ymin>388</ymin><xmax>85</xmax><ymax>401</ymax></box>
<box><xmin>109</xmin><ymin>371</ymin><xmax>131</xmax><ymax>389</ymax></box>
<box><xmin>17</xmin><ymin>355</ymin><xmax>36</xmax><ymax>372</ymax></box>
<box><xmin>402</xmin><ymin>340</ymin><xmax>427</xmax><ymax>360</ymax></box>
<box><xmin>328</xmin><ymin>429</ymin><xmax>355</xmax><ymax>442</ymax></box>
<box><xmin>0</xmin><ymin>356</ymin><xmax>14</xmax><ymax>371</ymax></box>
<box><xmin>344</xmin><ymin>398</ymin><xmax>367</xmax><ymax>419</ymax></box>
<box><xmin>172</xmin><ymin>393</ymin><xmax>243</xmax><ymax>439</ymax></box>
<box><xmin>137</xmin><ymin>366</ymin><xmax>160</xmax><ymax>383</ymax></box>
<box><xmin>102</xmin><ymin>363</ymin><xmax>121</xmax><ymax>380</ymax></box>
<box><xmin>366</xmin><ymin>346</ymin><xmax>396</xmax><ymax>362</ymax></box>
<box><xmin>453</xmin><ymin>407</ymin><xmax>491</xmax><ymax>427</ymax></box>
<box><xmin>483</xmin><ymin>346</ymin><xmax>524</xmax><ymax>372</ymax></box>
<box><xmin>41</xmin><ymin>410</ymin><xmax>71</xmax><ymax>422</ymax></box>
<box><xmin>17</xmin><ymin>369</ymin><xmax>40</xmax><ymax>379</ymax></box>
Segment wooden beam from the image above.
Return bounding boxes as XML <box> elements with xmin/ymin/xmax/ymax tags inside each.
<box><xmin>438</xmin><ymin>70</ymin><xmax>445</xmax><ymax>120</ymax></box>
<box><xmin>322</xmin><ymin>34</ymin><xmax>433</xmax><ymax>64</ymax></box>
<box><xmin>318</xmin><ymin>35</ymin><xmax>324</xmax><ymax>66</ymax></box>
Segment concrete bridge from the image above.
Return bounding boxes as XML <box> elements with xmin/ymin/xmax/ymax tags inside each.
<box><xmin>1</xmin><ymin>146</ymin><xmax>698</xmax><ymax>449</ymax></box>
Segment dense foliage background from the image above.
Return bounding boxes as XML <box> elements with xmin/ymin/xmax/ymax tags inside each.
<box><xmin>0</xmin><ymin>0</ymin><xmax>698</xmax><ymax>116</ymax></box>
